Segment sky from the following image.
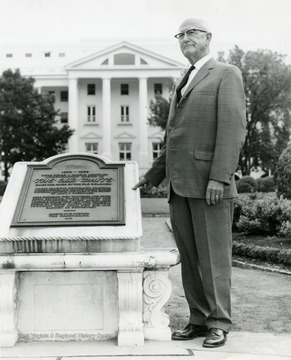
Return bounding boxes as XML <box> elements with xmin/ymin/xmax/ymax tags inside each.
<box><xmin>1</xmin><ymin>0</ymin><xmax>291</xmax><ymax>63</ymax></box>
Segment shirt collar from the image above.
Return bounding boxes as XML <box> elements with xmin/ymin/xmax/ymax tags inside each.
<box><xmin>193</xmin><ymin>53</ymin><xmax>212</xmax><ymax>70</ymax></box>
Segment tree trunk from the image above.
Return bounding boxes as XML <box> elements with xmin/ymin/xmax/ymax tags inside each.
<box><xmin>4</xmin><ymin>160</ymin><xmax>9</xmax><ymax>182</ymax></box>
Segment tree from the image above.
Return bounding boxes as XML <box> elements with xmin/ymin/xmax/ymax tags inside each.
<box><xmin>227</xmin><ymin>46</ymin><xmax>291</xmax><ymax>175</ymax></box>
<box><xmin>274</xmin><ymin>144</ymin><xmax>291</xmax><ymax>199</ymax></box>
<box><xmin>148</xmin><ymin>78</ymin><xmax>176</xmax><ymax>132</ymax></box>
<box><xmin>148</xmin><ymin>92</ymin><xmax>171</xmax><ymax>131</ymax></box>
<box><xmin>0</xmin><ymin>69</ymin><xmax>73</xmax><ymax>181</ymax></box>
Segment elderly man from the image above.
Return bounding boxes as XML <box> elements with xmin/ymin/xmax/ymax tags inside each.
<box><xmin>133</xmin><ymin>18</ymin><xmax>246</xmax><ymax>348</ymax></box>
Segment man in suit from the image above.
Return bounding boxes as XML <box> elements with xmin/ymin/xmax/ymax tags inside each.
<box><xmin>133</xmin><ymin>18</ymin><xmax>246</xmax><ymax>348</ymax></box>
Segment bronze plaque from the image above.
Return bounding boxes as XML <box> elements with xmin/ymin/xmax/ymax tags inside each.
<box><xmin>11</xmin><ymin>155</ymin><xmax>125</xmax><ymax>227</ymax></box>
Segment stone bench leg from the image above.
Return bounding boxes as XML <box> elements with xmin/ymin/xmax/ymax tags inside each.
<box><xmin>0</xmin><ymin>271</ymin><xmax>19</xmax><ymax>347</ymax></box>
<box><xmin>143</xmin><ymin>269</ymin><xmax>172</xmax><ymax>341</ymax></box>
<box><xmin>117</xmin><ymin>271</ymin><xmax>144</xmax><ymax>346</ymax></box>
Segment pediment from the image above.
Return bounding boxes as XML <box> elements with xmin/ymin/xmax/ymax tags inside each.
<box><xmin>65</xmin><ymin>41</ymin><xmax>184</xmax><ymax>70</ymax></box>
<box><xmin>80</xmin><ymin>132</ymin><xmax>102</xmax><ymax>140</ymax></box>
<box><xmin>149</xmin><ymin>129</ymin><xmax>165</xmax><ymax>139</ymax></box>
<box><xmin>114</xmin><ymin>131</ymin><xmax>136</xmax><ymax>139</ymax></box>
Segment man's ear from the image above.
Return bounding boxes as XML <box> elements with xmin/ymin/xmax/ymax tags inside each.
<box><xmin>206</xmin><ymin>32</ymin><xmax>212</xmax><ymax>43</ymax></box>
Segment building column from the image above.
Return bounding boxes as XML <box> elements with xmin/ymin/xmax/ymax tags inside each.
<box><xmin>101</xmin><ymin>78</ymin><xmax>112</xmax><ymax>159</ymax></box>
<box><xmin>138</xmin><ymin>78</ymin><xmax>149</xmax><ymax>168</ymax></box>
<box><xmin>68</xmin><ymin>78</ymin><xmax>79</xmax><ymax>153</ymax></box>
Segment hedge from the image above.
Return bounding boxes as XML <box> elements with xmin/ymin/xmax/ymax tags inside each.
<box><xmin>232</xmin><ymin>241</ymin><xmax>291</xmax><ymax>266</ymax></box>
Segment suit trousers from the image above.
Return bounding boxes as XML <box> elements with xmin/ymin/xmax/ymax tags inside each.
<box><xmin>169</xmin><ymin>191</ymin><xmax>234</xmax><ymax>333</ymax></box>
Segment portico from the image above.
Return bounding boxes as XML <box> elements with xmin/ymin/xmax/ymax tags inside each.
<box><xmin>31</xmin><ymin>42</ymin><xmax>184</xmax><ymax>172</ymax></box>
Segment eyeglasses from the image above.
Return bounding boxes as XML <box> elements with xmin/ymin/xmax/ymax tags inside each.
<box><xmin>174</xmin><ymin>28</ymin><xmax>208</xmax><ymax>40</ymax></box>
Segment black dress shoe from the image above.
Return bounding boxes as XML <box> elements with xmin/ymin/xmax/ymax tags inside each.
<box><xmin>203</xmin><ymin>328</ymin><xmax>227</xmax><ymax>348</ymax></box>
<box><xmin>172</xmin><ymin>324</ymin><xmax>208</xmax><ymax>341</ymax></box>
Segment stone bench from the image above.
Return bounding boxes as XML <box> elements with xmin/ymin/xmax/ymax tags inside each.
<box><xmin>0</xmin><ymin>248</ymin><xmax>180</xmax><ymax>347</ymax></box>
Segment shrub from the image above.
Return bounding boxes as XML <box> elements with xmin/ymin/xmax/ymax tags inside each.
<box><xmin>233</xmin><ymin>196</ymin><xmax>249</xmax><ymax>229</ymax></box>
<box><xmin>274</xmin><ymin>144</ymin><xmax>291</xmax><ymax>199</ymax></box>
<box><xmin>233</xmin><ymin>194</ymin><xmax>291</xmax><ymax>236</ymax></box>
<box><xmin>232</xmin><ymin>242</ymin><xmax>291</xmax><ymax>266</ymax></box>
<box><xmin>236</xmin><ymin>176</ymin><xmax>257</xmax><ymax>193</ymax></box>
<box><xmin>0</xmin><ymin>181</ymin><xmax>7</xmax><ymax>196</ymax></box>
<box><xmin>140</xmin><ymin>178</ymin><xmax>167</xmax><ymax>197</ymax></box>
<box><xmin>256</xmin><ymin>176</ymin><xmax>276</xmax><ymax>193</ymax></box>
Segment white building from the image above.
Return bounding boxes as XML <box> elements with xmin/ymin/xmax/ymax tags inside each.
<box><xmin>0</xmin><ymin>41</ymin><xmax>185</xmax><ymax>173</ymax></box>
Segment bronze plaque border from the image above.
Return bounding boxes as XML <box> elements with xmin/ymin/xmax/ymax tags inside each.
<box><xmin>11</xmin><ymin>155</ymin><xmax>125</xmax><ymax>227</ymax></box>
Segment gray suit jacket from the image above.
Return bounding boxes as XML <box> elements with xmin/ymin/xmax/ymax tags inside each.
<box><xmin>145</xmin><ymin>58</ymin><xmax>246</xmax><ymax>199</ymax></box>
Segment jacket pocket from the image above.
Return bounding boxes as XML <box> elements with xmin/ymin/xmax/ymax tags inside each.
<box><xmin>194</xmin><ymin>150</ymin><xmax>214</xmax><ymax>161</ymax></box>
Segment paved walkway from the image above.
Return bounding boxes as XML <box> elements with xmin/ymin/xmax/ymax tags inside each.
<box><xmin>1</xmin><ymin>198</ymin><xmax>291</xmax><ymax>359</ymax></box>
<box><xmin>1</xmin><ymin>332</ymin><xmax>291</xmax><ymax>359</ymax></box>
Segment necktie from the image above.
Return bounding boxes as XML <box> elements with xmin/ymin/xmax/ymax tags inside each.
<box><xmin>176</xmin><ymin>65</ymin><xmax>195</xmax><ymax>102</ymax></box>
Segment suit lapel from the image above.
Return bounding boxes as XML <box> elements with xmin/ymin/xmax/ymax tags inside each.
<box><xmin>168</xmin><ymin>58</ymin><xmax>216</xmax><ymax>125</ymax></box>
<box><xmin>182</xmin><ymin>58</ymin><xmax>216</xmax><ymax>99</ymax></box>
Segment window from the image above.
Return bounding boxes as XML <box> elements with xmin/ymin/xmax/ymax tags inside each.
<box><xmin>152</xmin><ymin>142</ymin><xmax>162</xmax><ymax>160</ymax></box>
<box><xmin>87</xmin><ymin>84</ymin><xmax>96</xmax><ymax>95</ymax></box>
<box><xmin>59</xmin><ymin>52</ymin><xmax>66</xmax><ymax>57</ymax></box>
<box><xmin>85</xmin><ymin>143</ymin><xmax>98</xmax><ymax>153</ymax></box>
<box><xmin>119</xmin><ymin>143</ymin><xmax>132</xmax><ymax>161</ymax></box>
<box><xmin>44</xmin><ymin>52</ymin><xmax>51</xmax><ymax>57</ymax></box>
<box><xmin>154</xmin><ymin>83</ymin><xmax>163</xmax><ymax>95</ymax></box>
<box><xmin>25</xmin><ymin>53</ymin><xmax>32</xmax><ymax>58</ymax></box>
<box><xmin>6</xmin><ymin>53</ymin><xmax>13</xmax><ymax>58</ymax></box>
<box><xmin>121</xmin><ymin>84</ymin><xmax>129</xmax><ymax>95</ymax></box>
<box><xmin>60</xmin><ymin>91</ymin><xmax>68</xmax><ymax>102</ymax></box>
<box><xmin>60</xmin><ymin>112</ymin><xmax>68</xmax><ymax>124</ymax></box>
<box><xmin>120</xmin><ymin>106</ymin><xmax>129</xmax><ymax>122</ymax></box>
<box><xmin>87</xmin><ymin>106</ymin><xmax>96</xmax><ymax>122</ymax></box>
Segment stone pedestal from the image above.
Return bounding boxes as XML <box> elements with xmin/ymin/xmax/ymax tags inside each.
<box><xmin>0</xmin><ymin>154</ymin><xmax>180</xmax><ymax>347</ymax></box>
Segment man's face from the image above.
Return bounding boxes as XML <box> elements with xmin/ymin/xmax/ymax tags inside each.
<box><xmin>178</xmin><ymin>20</ymin><xmax>211</xmax><ymax>63</ymax></box>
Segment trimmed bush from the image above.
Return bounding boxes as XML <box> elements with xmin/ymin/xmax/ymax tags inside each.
<box><xmin>232</xmin><ymin>242</ymin><xmax>291</xmax><ymax>266</ymax></box>
<box><xmin>256</xmin><ymin>176</ymin><xmax>276</xmax><ymax>193</ymax></box>
<box><xmin>233</xmin><ymin>194</ymin><xmax>291</xmax><ymax>237</ymax></box>
<box><xmin>0</xmin><ymin>181</ymin><xmax>7</xmax><ymax>196</ymax></box>
<box><xmin>274</xmin><ymin>144</ymin><xmax>291</xmax><ymax>199</ymax></box>
<box><xmin>236</xmin><ymin>176</ymin><xmax>257</xmax><ymax>193</ymax></box>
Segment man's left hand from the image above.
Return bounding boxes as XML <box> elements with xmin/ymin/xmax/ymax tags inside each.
<box><xmin>206</xmin><ymin>180</ymin><xmax>224</xmax><ymax>205</ymax></box>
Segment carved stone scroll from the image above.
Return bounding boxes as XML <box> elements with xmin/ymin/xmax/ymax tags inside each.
<box><xmin>143</xmin><ymin>269</ymin><xmax>172</xmax><ymax>340</ymax></box>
